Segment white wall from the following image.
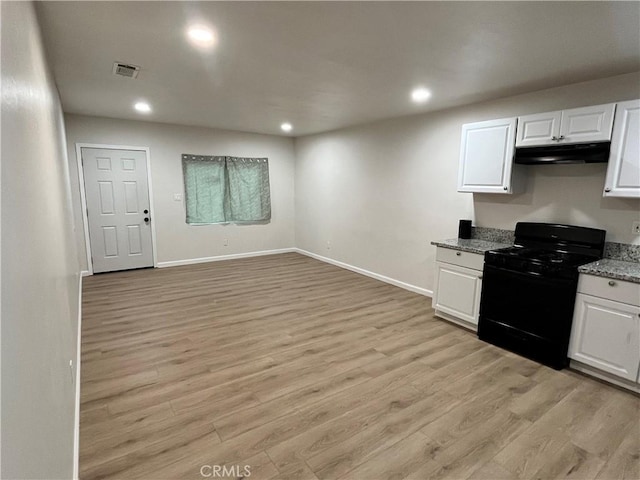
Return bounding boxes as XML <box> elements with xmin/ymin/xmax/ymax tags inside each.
<box><xmin>295</xmin><ymin>72</ymin><xmax>640</xmax><ymax>293</ymax></box>
<box><xmin>64</xmin><ymin>114</ymin><xmax>296</xmax><ymax>270</ymax></box>
<box><xmin>1</xmin><ymin>2</ymin><xmax>80</xmax><ymax>478</ymax></box>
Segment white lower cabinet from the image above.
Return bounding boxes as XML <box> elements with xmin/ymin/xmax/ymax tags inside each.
<box><xmin>569</xmin><ymin>274</ymin><xmax>640</xmax><ymax>386</ymax></box>
<box><xmin>433</xmin><ymin>248</ymin><xmax>483</xmax><ymax>330</ymax></box>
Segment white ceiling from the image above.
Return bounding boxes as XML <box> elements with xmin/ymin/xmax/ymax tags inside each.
<box><xmin>37</xmin><ymin>1</ymin><xmax>640</xmax><ymax>137</ymax></box>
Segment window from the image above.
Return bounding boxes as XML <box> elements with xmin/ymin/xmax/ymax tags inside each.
<box><xmin>182</xmin><ymin>154</ymin><xmax>271</xmax><ymax>224</ymax></box>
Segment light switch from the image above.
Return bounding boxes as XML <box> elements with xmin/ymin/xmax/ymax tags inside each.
<box><xmin>174</xmin><ymin>193</ymin><xmax>183</xmax><ymax>201</ymax></box>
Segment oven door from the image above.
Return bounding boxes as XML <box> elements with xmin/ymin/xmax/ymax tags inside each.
<box><xmin>478</xmin><ymin>264</ymin><xmax>578</xmax><ymax>368</ymax></box>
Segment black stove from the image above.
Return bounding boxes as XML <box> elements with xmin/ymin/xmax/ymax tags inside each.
<box><xmin>484</xmin><ymin>246</ymin><xmax>597</xmax><ymax>279</ymax></box>
<box><xmin>478</xmin><ymin>222</ymin><xmax>606</xmax><ymax>369</ymax></box>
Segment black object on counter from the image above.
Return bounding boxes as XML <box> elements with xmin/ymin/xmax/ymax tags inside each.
<box><xmin>458</xmin><ymin>220</ymin><xmax>472</xmax><ymax>239</ymax></box>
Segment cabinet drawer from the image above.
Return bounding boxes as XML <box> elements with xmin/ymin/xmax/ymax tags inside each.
<box><xmin>436</xmin><ymin>247</ymin><xmax>484</xmax><ymax>271</ymax></box>
<box><xmin>578</xmin><ymin>274</ymin><xmax>640</xmax><ymax>306</ymax></box>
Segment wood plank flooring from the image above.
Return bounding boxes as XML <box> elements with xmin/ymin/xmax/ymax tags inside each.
<box><xmin>80</xmin><ymin>253</ymin><xmax>639</xmax><ymax>480</ymax></box>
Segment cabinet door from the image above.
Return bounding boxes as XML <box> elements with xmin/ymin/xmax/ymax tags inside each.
<box><xmin>604</xmin><ymin>99</ymin><xmax>640</xmax><ymax>198</ymax></box>
<box><xmin>516</xmin><ymin>111</ymin><xmax>561</xmax><ymax>147</ymax></box>
<box><xmin>433</xmin><ymin>262</ymin><xmax>482</xmax><ymax>325</ymax></box>
<box><xmin>458</xmin><ymin>117</ymin><xmax>517</xmax><ymax>194</ymax></box>
<box><xmin>569</xmin><ymin>293</ymin><xmax>640</xmax><ymax>381</ymax></box>
<box><xmin>559</xmin><ymin>103</ymin><xmax>615</xmax><ymax>144</ymax></box>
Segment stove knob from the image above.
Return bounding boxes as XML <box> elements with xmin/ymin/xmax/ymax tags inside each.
<box><xmin>608</xmin><ymin>280</ymin><xmax>616</xmax><ymax>287</ymax></box>
<box><xmin>456</xmin><ymin>252</ymin><xmax>461</xmax><ymax>256</ymax></box>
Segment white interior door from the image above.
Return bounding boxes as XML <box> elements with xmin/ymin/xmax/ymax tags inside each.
<box><xmin>82</xmin><ymin>147</ymin><xmax>154</xmax><ymax>273</ymax></box>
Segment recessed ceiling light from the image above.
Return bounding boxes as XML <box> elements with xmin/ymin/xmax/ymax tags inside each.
<box><xmin>134</xmin><ymin>101</ymin><xmax>151</xmax><ymax>113</ymax></box>
<box><xmin>411</xmin><ymin>87</ymin><xmax>432</xmax><ymax>103</ymax></box>
<box><xmin>281</xmin><ymin>123</ymin><xmax>293</xmax><ymax>132</ymax></box>
<box><xmin>187</xmin><ymin>25</ymin><xmax>216</xmax><ymax>49</ymax></box>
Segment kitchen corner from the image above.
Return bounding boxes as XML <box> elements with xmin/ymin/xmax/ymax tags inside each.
<box><xmin>431</xmin><ymin>225</ymin><xmax>640</xmax><ymax>392</ymax></box>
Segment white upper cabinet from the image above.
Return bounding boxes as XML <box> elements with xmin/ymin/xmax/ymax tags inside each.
<box><xmin>516</xmin><ymin>111</ymin><xmax>561</xmax><ymax>147</ymax></box>
<box><xmin>516</xmin><ymin>103</ymin><xmax>615</xmax><ymax>147</ymax></box>
<box><xmin>458</xmin><ymin>117</ymin><xmax>519</xmax><ymax>194</ymax></box>
<box><xmin>604</xmin><ymin>99</ymin><xmax>640</xmax><ymax>198</ymax></box>
<box><xmin>559</xmin><ymin>104</ymin><xmax>615</xmax><ymax>144</ymax></box>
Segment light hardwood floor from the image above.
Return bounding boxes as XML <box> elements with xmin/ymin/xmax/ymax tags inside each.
<box><xmin>80</xmin><ymin>253</ymin><xmax>639</xmax><ymax>480</ymax></box>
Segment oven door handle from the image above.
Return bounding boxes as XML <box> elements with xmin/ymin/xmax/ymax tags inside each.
<box><xmin>482</xmin><ymin>264</ymin><xmax>575</xmax><ymax>285</ymax></box>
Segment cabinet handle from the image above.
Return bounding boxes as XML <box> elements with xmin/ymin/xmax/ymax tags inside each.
<box><xmin>558</xmin><ymin>135</ymin><xmax>565</xmax><ymax>140</ymax></box>
<box><xmin>456</xmin><ymin>252</ymin><xmax>462</xmax><ymax>256</ymax></box>
<box><xmin>478</xmin><ymin>275</ymin><xmax>483</xmax><ymax>280</ymax></box>
<box><xmin>503</xmin><ymin>186</ymin><xmax>508</xmax><ymax>191</ymax></box>
<box><xmin>551</xmin><ymin>136</ymin><xmax>558</xmax><ymax>141</ymax></box>
<box><xmin>608</xmin><ymin>280</ymin><xmax>616</xmax><ymax>287</ymax></box>
<box><xmin>604</xmin><ymin>188</ymin><xmax>611</xmax><ymax>193</ymax></box>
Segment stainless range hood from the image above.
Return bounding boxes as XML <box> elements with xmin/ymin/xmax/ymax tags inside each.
<box><xmin>514</xmin><ymin>142</ymin><xmax>611</xmax><ymax>165</ymax></box>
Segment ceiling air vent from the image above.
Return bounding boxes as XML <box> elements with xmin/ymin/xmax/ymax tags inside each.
<box><xmin>112</xmin><ymin>62</ymin><xmax>140</xmax><ymax>79</ymax></box>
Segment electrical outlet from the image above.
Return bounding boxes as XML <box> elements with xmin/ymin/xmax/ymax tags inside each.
<box><xmin>327</xmin><ymin>241</ymin><xmax>331</xmax><ymax>250</ymax></box>
<box><xmin>223</xmin><ymin>238</ymin><xmax>228</xmax><ymax>247</ymax></box>
<box><xmin>633</xmin><ymin>221</ymin><xmax>640</xmax><ymax>235</ymax></box>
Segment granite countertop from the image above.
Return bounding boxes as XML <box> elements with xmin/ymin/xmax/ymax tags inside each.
<box><xmin>431</xmin><ymin>238</ymin><xmax>511</xmax><ymax>255</ymax></box>
<box><xmin>578</xmin><ymin>259</ymin><xmax>640</xmax><ymax>284</ymax></box>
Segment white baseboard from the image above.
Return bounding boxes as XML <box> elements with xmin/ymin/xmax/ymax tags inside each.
<box><xmin>156</xmin><ymin>248</ymin><xmax>296</xmax><ymax>268</ymax></box>
<box><xmin>295</xmin><ymin>248</ymin><xmax>432</xmax><ymax>297</ymax></box>
<box><xmin>570</xmin><ymin>360</ymin><xmax>640</xmax><ymax>394</ymax></box>
<box><xmin>73</xmin><ymin>273</ymin><xmax>83</xmax><ymax>480</ymax></box>
<box><xmin>434</xmin><ymin>310</ymin><xmax>477</xmax><ymax>332</ymax></box>
<box><xmin>80</xmin><ymin>270</ymin><xmax>90</xmax><ymax>277</ymax></box>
